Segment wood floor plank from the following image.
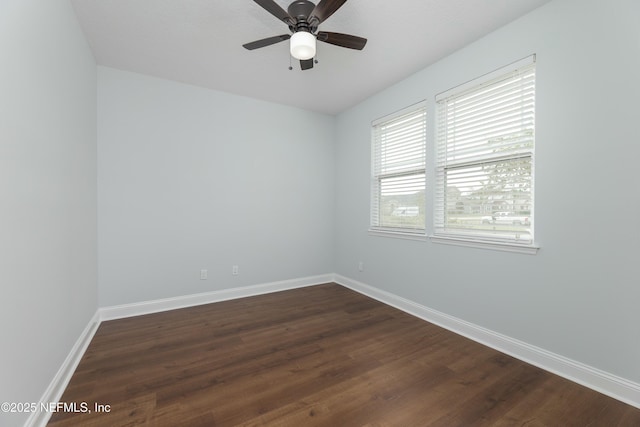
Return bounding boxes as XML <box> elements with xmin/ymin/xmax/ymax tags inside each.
<box><xmin>47</xmin><ymin>283</ymin><xmax>640</xmax><ymax>426</ymax></box>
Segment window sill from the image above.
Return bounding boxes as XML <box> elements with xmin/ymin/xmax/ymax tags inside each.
<box><xmin>368</xmin><ymin>229</ymin><xmax>428</xmax><ymax>241</ymax></box>
<box><xmin>430</xmin><ymin>235</ymin><xmax>539</xmax><ymax>255</ymax></box>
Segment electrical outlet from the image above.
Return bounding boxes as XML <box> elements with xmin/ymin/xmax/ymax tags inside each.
<box><xmin>232</xmin><ymin>265</ymin><xmax>239</xmax><ymax>276</ymax></box>
<box><xmin>358</xmin><ymin>261</ymin><xmax>364</xmax><ymax>272</ymax></box>
<box><xmin>200</xmin><ymin>269</ymin><xmax>208</xmax><ymax>280</ymax></box>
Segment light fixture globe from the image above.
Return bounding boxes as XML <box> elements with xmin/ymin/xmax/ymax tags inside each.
<box><xmin>290</xmin><ymin>31</ymin><xmax>316</xmax><ymax>60</ymax></box>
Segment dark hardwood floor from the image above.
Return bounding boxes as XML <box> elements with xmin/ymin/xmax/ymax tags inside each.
<box><xmin>48</xmin><ymin>283</ymin><xmax>640</xmax><ymax>426</ymax></box>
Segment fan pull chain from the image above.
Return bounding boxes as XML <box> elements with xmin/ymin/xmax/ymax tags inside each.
<box><xmin>288</xmin><ymin>54</ymin><xmax>293</xmax><ymax>71</ymax></box>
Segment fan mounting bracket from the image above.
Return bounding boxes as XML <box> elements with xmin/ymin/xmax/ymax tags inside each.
<box><xmin>287</xmin><ymin>0</ymin><xmax>315</xmax><ymax>20</ymax></box>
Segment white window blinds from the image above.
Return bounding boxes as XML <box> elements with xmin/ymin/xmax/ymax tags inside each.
<box><xmin>435</xmin><ymin>56</ymin><xmax>536</xmax><ymax>245</ymax></box>
<box><xmin>371</xmin><ymin>102</ymin><xmax>427</xmax><ymax>234</ymax></box>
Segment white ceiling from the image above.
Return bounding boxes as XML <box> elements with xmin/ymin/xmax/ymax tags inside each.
<box><xmin>71</xmin><ymin>0</ymin><xmax>552</xmax><ymax>115</ymax></box>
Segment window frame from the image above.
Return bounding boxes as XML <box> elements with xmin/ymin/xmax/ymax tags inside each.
<box><xmin>369</xmin><ymin>101</ymin><xmax>428</xmax><ymax>239</ymax></box>
<box><xmin>432</xmin><ymin>56</ymin><xmax>538</xmax><ymax>254</ymax></box>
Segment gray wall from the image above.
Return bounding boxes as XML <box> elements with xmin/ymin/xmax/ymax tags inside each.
<box><xmin>334</xmin><ymin>0</ymin><xmax>640</xmax><ymax>383</ymax></box>
<box><xmin>0</xmin><ymin>1</ymin><xmax>98</xmax><ymax>426</ymax></box>
<box><xmin>97</xmin><ymin>67</ymin><xmax>335</xmax><ymax>306</ymax></box>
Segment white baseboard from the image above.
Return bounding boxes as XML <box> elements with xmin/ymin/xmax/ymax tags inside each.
<box><xmin>99</xmin><ymin>274</ymin><xmax>334</xmax><ymax>321</ymax></box>
<box><xmin>25</xmin><ymin>311</ymin><xmax>101</xmax><ymax>427</ymax></box>
<box><xmin>334</xmin><ymin>274</ymin><xmax>640</xmax><ymax>410</ymax></box>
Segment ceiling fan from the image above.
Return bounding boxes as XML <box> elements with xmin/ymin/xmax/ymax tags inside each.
<box><xmin>243</xmin><ymin>0</ymin><xmax>367</xmax><ymax>70</ymax></box>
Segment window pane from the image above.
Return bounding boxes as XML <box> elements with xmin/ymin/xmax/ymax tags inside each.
<box><xmin>443</xmin><ymin>158</ymin><xmax>532</xmax><ymax>242</ymax></box>
<box><xmin>377</xmin><ymin>173</ymin><xmax>425</xmax><ymax>230</ymax></box>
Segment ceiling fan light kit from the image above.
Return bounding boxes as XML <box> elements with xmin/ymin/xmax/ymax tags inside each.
<box><xmin>290</xmin><ymin>31</ymin><xmax>316</xmax><ymax>60</ymax></box>
<box><xmin>243</xmin><ymin>0</ymin><xmax>367</xmax><ymax>70</ymax></box>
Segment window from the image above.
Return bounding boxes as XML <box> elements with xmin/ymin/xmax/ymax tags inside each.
<box><xmin>434</xmin><ymin>56</ymin><xmax>536</xmax><ymax>250</ymax></box>
<box><xmin>370</xmin><ymin>102</ymin><xmax>427</xmax><ymax>236</ymax></box>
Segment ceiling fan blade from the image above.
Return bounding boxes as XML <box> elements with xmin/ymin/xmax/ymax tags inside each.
<box><xmin>243</xmin><ymin>34</ymin><xmax>291</xmax><ymax>50</ymax></box>
<box><xmin>310</xmin><ymin>0</ymin><xmax>348</xmax><ymax>24</ymax></box>
<box><xmin>300</xmin><ymin>59</ymin><xmax>314</xmax><ymax>70</ymax></box>
<box><xmin>253</xmin><ymin>0</ymin><xmax>294</xmax><ymax>26</ymax></box>
<box><xmin>317</xmin><ymin>32</ymin><xmax>367</xmax><ymax>50</ymax></box>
